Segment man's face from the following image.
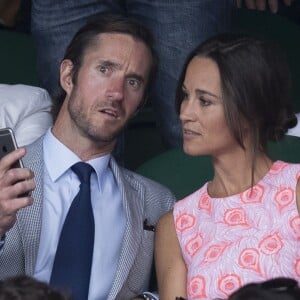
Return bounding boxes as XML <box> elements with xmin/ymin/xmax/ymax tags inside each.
<box><xmin>61</xmin><ymin>33</ymin><xmax>152</xmax><ymax>150</ymax></box>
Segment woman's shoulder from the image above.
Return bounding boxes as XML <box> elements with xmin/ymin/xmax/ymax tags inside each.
<box><xmin>265</xmin><ymin>160</ymin><xmax>300</xmax><ymax>182</ymax></box>
<box><xmin>258</xmin><ymin>161</ymin><xmax>300</xmax><ymax>198</ymax></box>
<box><xmin>174</xmin><ymin>182</ymin><xmax>209</xmax><ymax>210</ymax></box>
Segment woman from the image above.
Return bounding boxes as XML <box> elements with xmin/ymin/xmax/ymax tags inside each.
<box><xmin>155</xmin><ymin>33</ymin><xmax>300</xmax><ymax>300</ymax></box>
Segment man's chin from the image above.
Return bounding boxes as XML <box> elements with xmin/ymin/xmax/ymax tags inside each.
<box><xmin>88</xmin><ymin>131</ymin><xmax>119</xmax><ymax>144</ymax></box>
<box><xmin>86</xmin><ymin>124</ymin><xmax>125</xmax><ymax>144</ymax></box>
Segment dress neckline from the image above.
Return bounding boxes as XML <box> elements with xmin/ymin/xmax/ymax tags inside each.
<box><xmin>204</xmin><ymin>160</ymin><xmax>282</xmax><ymax>200</ymax></box>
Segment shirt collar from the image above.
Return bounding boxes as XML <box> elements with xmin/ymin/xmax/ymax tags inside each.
<box><xmin>43</xmin><ymin>128</ymin><xmax>111</xmax><ymax>189</ymax></box>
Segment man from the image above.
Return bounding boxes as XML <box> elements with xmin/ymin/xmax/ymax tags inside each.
<box><xmin>31</xmin><ymin>0</ymin><xmax>235</xmax><ymax>149</ymax></box>
<box><xmin>0</xmin><ymin>14</ymin><xmax>175</xmax><ymax>300</ymax></box>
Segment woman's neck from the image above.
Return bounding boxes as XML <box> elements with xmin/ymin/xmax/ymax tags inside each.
<box><xmin>208</xmin><ymin>150</ymin><xmax>273</xmax><ymax>198</ymax></box>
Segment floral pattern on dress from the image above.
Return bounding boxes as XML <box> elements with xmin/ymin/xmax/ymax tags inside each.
<box><xmin>188</xmin><ymin>276</ymin><xmax>207</xmax><ymax>299</ymax></box>
<box><xmin>238</xmin><ymin>248</ymin><xmax>262</xmax><ymax>275</ymax></box>
<box><xmin>174</xmin><ymin>161</ymin><xmax>300</xmax><ymax>299</ymax></box>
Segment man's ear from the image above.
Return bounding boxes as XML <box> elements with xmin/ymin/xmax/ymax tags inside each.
<box><xmin>60</xmin><ymin>59</ymin><xmax>74</xmax><ymax>95</ymax></box>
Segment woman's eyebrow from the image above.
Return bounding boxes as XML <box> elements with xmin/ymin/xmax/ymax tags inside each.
<box><xmin>195</xmin><ymin>88</ymin><xmax>220</xmax><ymax>99</ymax></box>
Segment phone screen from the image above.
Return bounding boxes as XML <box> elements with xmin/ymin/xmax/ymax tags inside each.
<box><xmin>0</xmin><ymin>128</ymin><xmax>24</xmax><ymax>168</ymax></box>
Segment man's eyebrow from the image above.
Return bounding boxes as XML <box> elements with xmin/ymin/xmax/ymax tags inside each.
<box><xmin>125</xmin><ymin>72</ymin><xmax>144</xmax><ymax>83</ymax></box>
<box><xmin>100</xmin><ymin>60</ymin><xmax>145</xmax><ymax>82</ymax></box>
<box><xmin>99</xmin><ymin>60</ymin><xmax>145</xmax><ymax>82</ymax></box>
<box><xmin>99</xmin><ymin>60</ymin><xmax>121</xmax><ymax>69</ymax></box>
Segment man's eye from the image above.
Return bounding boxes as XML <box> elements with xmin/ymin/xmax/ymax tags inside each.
<box><xmin>128</xmin><ymin>79</ymin><xmax>140</xmax><ymax>89</ymax></box>
<box><xmin>99</xmin><ymin>65</ymin><xmax>108</xmax><ymax>73</ymax></box>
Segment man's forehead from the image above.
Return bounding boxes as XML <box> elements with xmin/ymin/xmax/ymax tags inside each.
<box><xmin>91</xmin><ymin>32</ymin><xmax>149</xmax><ymax>51</ymax></box>
<box><xmin>83</xmin><ymin>32</ymin><xmax>152</xmax><ymax>71</ymax></box>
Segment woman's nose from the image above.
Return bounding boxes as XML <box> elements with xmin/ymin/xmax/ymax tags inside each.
<box><xmin>180</xmin><ymin>99</ymin><xmax>196</xmax><ymax>122</ymax></box>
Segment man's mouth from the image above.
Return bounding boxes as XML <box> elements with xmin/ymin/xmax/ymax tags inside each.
<box><xmin>99</xmin><ymin>108</ymin><xmax>119</xmax><ymax>119</ymax></box>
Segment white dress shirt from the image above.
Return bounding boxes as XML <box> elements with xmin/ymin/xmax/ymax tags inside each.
<box><xmin>34</xmin><ymin>129</ymin><xmax>126</xmax><ymax>300</ymax></box>
<box><xmin>0</xmin><ymin>84</ymin><xmax>53</xmax><ymax>146</ymax></box>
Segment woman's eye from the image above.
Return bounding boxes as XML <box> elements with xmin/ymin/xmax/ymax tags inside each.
<box><xmin>199</xmin><ymin>97</ymin><xmax>211</xmax><ymax>107</ymax></box>
<box><xmin>182</xmin><ymin>91</ymin><xmax>188</xmax><ymax>100</ymax></box>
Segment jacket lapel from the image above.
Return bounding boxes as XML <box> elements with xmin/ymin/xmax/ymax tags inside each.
<box><xmin>107</xmin><ymin>159</ymin><xmax>145</xmax><ymax>299</ymax></box>
<box><xmin>18</xmin><ymin>137</ymin><xmax>44</xmax><ymax>275</ymax></box>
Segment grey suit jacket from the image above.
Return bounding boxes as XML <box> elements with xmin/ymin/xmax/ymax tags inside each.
<box><xmin>0</xmin><ymin>136</ymin><xmax>175</xmax><ymax>299</ymax></box>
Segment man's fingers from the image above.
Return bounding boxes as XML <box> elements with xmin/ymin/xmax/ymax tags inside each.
<box><xmin>0</xmin><ymin>167</ymin><xmax>34</xmax><ymax>188</ymax></box>
<box><xmin>10</xmin><ymin>196</ymin><xmax>34</xmax><ymax>210</ymax></box>
<box><xmin>0</xmin><ymin>168</ymin><xmax>35</xmax><ymax>201</ymax></box>
<box><xmin>0</xmin><ymin>147</ymin><xmax>35</xmax><ymax>236</ymax></box>
<box><xmin>0</xmin><ymin>196</ymin><xmax>33</xmax><ymax>216</ymax></box>
<box><xmin>0</xmin><ymin>148</ymin><xmax>26</xmax><ymax>173</ymax></box>
<box><xmin>0</xmin><ymin>196</ymin><xmax>33</xmax><ymax>236</ymax></box>
<box><xmin>10</xmin><ymin>178</ymin><xmax>35</xmax><ymax>198</ymax></box>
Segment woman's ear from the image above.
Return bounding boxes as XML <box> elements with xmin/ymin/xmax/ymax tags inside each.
<box><xmin>60</xmin><ymin>59</ymin><xmax>74</xmax><ymax>95</ymax></box>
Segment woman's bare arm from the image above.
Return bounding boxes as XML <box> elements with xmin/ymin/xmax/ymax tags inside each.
<box><xmin>296</xmin><ymin>177</ymin><xmax>300</xmax><ymax>214</ymax></box>
<box><xmin>155</xmin><ymin>211</ymin><xmax>187</xmax><ymax>300</ymax></box>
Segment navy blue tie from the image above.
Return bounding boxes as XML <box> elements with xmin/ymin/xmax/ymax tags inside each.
<box><xmin>50</xmin><ymin>162</ymin><xmax>95</xmax><ymax>300</ymax></box>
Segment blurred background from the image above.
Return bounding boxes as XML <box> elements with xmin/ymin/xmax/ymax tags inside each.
<box><xmin>0</xmin><ymin>0</ymin><xmax>299</xmax><ymax>170</ymax></box>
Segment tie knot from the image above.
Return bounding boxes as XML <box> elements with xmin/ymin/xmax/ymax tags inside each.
<box><xmin>71</xmin><ymin>162</ymin><xmax>94</xmax><ymax>184</ymax></box>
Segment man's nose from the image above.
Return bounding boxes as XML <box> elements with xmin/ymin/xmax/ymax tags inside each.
<box><xmin>105</xmin><ymin>77</ymin><xmax>124</xmax><ymax>101</ymax></box>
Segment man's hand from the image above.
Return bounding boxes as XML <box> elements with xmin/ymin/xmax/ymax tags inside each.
<box><xmin>0</xmin><ymin>148</ymin><xmax>35</xmax><ymax>237</ymax></box>
<box><xmin>236</xmin><ymin>0</ymin><xmax>294</xmax><ymax>13</ymax></box>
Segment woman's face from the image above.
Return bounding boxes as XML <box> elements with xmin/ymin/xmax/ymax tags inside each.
<box><xmin>180</xmin><ymin>57</ymin><xmax>239</xmax><ymax>157</ymax></box>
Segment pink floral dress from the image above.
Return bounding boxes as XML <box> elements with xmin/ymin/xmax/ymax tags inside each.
<box><xmin>174</xmin><ymin>161</ymin><xmax>300</xmax><ymax>300</ymax></box>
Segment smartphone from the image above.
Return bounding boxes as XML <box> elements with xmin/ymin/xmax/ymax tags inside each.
<box><xmin>0</xmin><ymin>127</ymin><xmax>24</xmax><ymax>169</ymax></box>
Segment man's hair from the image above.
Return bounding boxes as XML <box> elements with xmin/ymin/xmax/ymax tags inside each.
<box><xmin>53</xmin><ymin>13</ymin><xmax>158</xmax><ymax>119</ymax></box>
<box><xmin>0</xmin><ymin>275</ymin><xmax>71</xmax><ymax>300</ymax></box>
